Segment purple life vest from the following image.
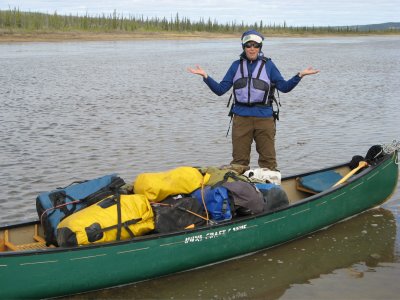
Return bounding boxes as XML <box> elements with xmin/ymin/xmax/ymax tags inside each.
<box><xmin>233</xmin><ymin>58</ymin><xmax>274</xmax><ymax>106</ymax></box>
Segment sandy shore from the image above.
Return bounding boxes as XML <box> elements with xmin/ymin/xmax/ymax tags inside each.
<box><xmin>0</xmin><ymin>31</ymin><xmax>241</xmax><ymax>43</ymax></box>
<box><xmin>1</xmin><ymin>30</ymin><xmax>398</xmax><ymax>43</ymax></box>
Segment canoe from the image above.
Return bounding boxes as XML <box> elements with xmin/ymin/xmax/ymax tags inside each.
<box><xmin>0</xmin><ymin>149</ymin><xmax>398</xmax><ymax>299</ymax></box>
<box><xmin>87</xmin><ymin>207</ymin><xmax>396</xmax><ymax>299</ymax></box>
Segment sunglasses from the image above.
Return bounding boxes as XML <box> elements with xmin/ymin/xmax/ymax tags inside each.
<box><xmin>244</xmin><ymin>42</ymin><xmax>261</xmax><ymax>49</ymax></box>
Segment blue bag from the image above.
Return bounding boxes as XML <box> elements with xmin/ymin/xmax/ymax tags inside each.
<box><xmin>36</xmin><ymin>174</ymin><xmax>125</xmax><ymax>246</ymax></box>
<box><xmin>191</xmin><ymin>186</ymin><xmax>232</xmax><ymax>221</ymax></box>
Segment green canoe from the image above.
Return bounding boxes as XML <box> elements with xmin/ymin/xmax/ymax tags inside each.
<box><xmin>0</xmin><ymin>150</ymin><xmax>398</xmax><ymax>299</ymax></box>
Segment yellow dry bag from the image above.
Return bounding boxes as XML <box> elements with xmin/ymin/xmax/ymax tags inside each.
<box><xmin>133</xmin><ymin>166</ymin><xmax>210</xmax><ymax>202</ymax></box>
<box><xmin>56</xmin><ymin>194</ymin><xmax>154</xmax><ymax>246</ymax></box>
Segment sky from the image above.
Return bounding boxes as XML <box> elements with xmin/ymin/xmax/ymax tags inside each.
<box><xmin>1</xmin><ymin>0</ymin><xmax>399</xmax><ymax>27</ymax></box>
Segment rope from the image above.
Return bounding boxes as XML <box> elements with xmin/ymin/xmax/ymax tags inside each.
<box><xmin>381</xmin><ymin>139</ymin><xmax>400</xmax><ymax>164</ymax></box>
<box><xmin>201</xmin><ymin>179</ymin><xmax>211</xmax><ymax>225</ymax></box>
<box><xmin>40</xmin><ymin>199</ymin><xmax>81</xmax><ymax>225</ymax></box>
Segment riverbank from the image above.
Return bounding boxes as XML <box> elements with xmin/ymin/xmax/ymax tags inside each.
<box><xmin>0</xmin><ymin>31</ymin><xmax>235</xmax><ymax>43</ymax></box>
<box><xmin>1</xmin><ymin>30</ymin><xmax>399</xmax><ymax>43</ymax></box>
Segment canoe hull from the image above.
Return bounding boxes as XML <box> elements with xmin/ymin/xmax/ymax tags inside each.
<box><xmin>0</xmin><ymin>153</ymin><xmax>398</xmax><ymax>299</ymax></box>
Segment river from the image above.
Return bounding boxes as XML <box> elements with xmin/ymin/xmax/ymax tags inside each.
<box><xmin>0</xmin><ymin>35</ymin><xmax>399</xmax><ymax>299</ymax></box>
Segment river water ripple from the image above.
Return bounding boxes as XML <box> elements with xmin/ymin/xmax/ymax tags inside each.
<box><xmin>1</xmin><ymin>36</ymin><xmax>399</xmax><ymax>299</ymax></box>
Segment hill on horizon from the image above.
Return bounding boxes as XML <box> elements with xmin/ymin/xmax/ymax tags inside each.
<box><xmin>343</xmin><ymin>22</ymin><xmax>400</xmax><ymax>31</ymax></box>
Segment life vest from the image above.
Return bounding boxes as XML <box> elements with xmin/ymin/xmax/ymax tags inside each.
<box><xmin>232</xmin><ymin>58</ymin><xmax>276</xmax><ymax>106</ymax></box>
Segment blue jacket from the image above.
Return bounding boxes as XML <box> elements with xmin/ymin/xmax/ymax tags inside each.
<box><xmin>204</xmin><ymin>53</ymin><xmax>302</xmax><ymax>118</ymax></box>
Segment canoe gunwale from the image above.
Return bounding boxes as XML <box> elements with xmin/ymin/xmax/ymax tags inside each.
<box><xmin>0</xmin><ymin>152</ymin><xmax>397</xmax><ymax>258</ymax></box>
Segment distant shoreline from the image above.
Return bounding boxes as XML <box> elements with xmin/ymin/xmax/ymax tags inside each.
<box><xmin>1</xmin><ymin>30</ymin><xmax>399</xmax><ymax>43</ymax></box>
<box><xmin>1</xmin><ymin>9</ymin><xmax>399</xmax><ymax>43</ymax></box>
<box><xmin>0</xmin><ymin>31</ymin><xmax>234</xmax><ymax>43</ymax></box>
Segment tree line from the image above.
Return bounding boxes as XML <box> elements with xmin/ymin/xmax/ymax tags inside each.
<box><xmin>1</xmin><ymin>8</ymin><xmax>398</xmax><ymax>35</ymax></box>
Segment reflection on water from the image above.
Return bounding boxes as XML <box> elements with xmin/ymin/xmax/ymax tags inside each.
<box><xmin>282</xmin><ymin>263</ymin><xmax>400</xmax><ymax>300</ymax></box>
<box><xmin>64</xmin><ymin>208</ymin><xmax>396</xmax><ymax>299</ymax></box>
<box><xmin>1</xmin><ymin>36</ymin><xmax>400</xmax><ymax>299</ymax></box>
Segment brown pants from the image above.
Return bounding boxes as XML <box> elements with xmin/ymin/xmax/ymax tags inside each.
<box><xmin>230</xmin><ymin>115</ymin><xmax>277</xmax><ymax>170</ymax></box>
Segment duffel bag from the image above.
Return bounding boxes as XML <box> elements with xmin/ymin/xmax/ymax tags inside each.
<box><xmin>152</xmin><ymin>196</ymin><xmax>206</xmax><ymax>233</ymax></box>
<box><xmin>134</xmin><ymin>166</ymin><xmax>210</xmax><ymax>202</ymax></box>
<box><xmin>191</xmin><ymin>186</ymin><xmax>233</xmax><ymax>222</ymax></box>
<box><xmin>56</xmin><ymin>194</ymin><xmax>154</xmax><ymax>247</ymax></box>
<box><xmin>222</xmin><ymin>181</ymin><xmax>265</xmax><ymax>216</ymax></box>
<box><xmin>36</xmin><ymin>174</ymin><xmax>125</xmax><ymax>246</ymax></box>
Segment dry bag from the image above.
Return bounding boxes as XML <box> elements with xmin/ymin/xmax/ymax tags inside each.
<box><xmin>56</xmin><ymin>194</ymin><xmax>154</xmax><ymax>247</ymax></box>
<box><xmin>36</xmin><ymin>174</ymin><xmax>125</xmax><ymax>246</ymax></box>
<box><xmin>134</xmin><ymin>166</ymin><xmax>210</xmax><ymax>202</ymax></box>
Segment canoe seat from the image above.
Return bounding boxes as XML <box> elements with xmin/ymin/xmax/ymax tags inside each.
<box><xmin>296</xmin><ymin>170</ymin><xmax>343</xmax><ymax>194</ymax></box>
<box><xmin>4</xmin><ymin>224</ymin><xmax>49</xmax><ymax>251</ymax></box>
<box><xmin>5</xmin><ymin>239</ymin><xmax>47</xmax><ymax>251</ymax></box>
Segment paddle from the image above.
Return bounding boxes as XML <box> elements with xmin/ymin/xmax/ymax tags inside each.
<box><xmin>333</xmin><ymin>161</ymin><xmax>369</xmax><ymax>187</ymax></box>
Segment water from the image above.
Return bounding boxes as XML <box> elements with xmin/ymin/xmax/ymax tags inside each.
<box><xmin>1</xmin><ymin>35</ymin><xmax>400</xmax><ymax>299</ymax></box>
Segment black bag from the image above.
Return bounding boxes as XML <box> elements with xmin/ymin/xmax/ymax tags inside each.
<box><xmin>256</xmin><ymin>183</ymin><xmax>289</xmax><ymax>212</ymax></box>
<box><xmin>152</xmin><ymin>197</ymin><xmax>206</xmax><ymax>233</ymax></box>
<box><xmin>365</xmin><ymin>145</ymin><xmax>385</xmax><ymax>165</ymax></box>
<box><xmin>349</xmin><ymin>155</ymin><xmax>365</xmax><ymax>170</ymax></box>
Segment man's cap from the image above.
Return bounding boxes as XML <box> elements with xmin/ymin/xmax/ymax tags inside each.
<box><xmin>241</xmin><ymin>29</ymin><xmax>264</xmax><ymax>44</ymax></box>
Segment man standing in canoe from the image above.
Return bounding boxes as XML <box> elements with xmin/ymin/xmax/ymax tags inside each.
<box><xmin>188</xmin><ymin>29</ymin><xmax>319</xmax><ymax>172</ymax></box>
